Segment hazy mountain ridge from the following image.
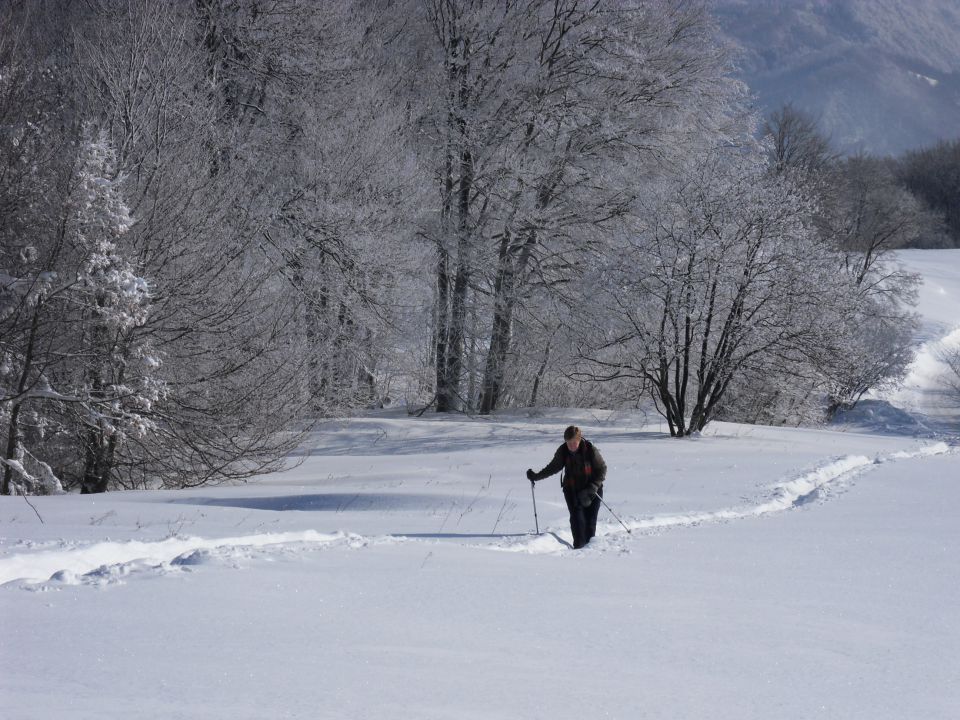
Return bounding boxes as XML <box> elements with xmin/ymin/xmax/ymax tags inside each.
<box><xmin>713</xmin><ymin>0</ymin><xmax>960</xmax><ymax>155</ymax></box>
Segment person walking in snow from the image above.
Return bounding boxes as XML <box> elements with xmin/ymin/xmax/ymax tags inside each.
<box><xmin>526</xmin><ymin>425</ymin><xmax>607</xmax><ymax>549</ymax></box>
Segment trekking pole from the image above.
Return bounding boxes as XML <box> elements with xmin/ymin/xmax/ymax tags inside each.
<box><xmin>530</xmin><ymin>480</ymin><xmax>540</xmax><ymax>535</ymax></box>
<box><xmin>597</xmin><ymin>494</ymin><xmax>632</xmax><ymax>534</ymax></box>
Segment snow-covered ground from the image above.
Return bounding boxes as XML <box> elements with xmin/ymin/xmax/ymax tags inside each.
<box><xmin>3</xmin><ymin>250</ymin><xmax>960</xmax><ymax>720</ymax></box>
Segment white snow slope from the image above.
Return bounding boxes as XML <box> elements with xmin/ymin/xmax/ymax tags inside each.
<box><xmin>881</xmin><ymin>250</ymin><xmax>960</xmax><ymax>434</ymax></box>
<box><xmin>2</xmin><ymin>250</ymin><xmax>959</xmax><ymax>720</ymax></box>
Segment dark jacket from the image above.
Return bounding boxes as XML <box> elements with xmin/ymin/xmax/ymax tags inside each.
<box><xmin>531</xmin><ymin>439</ymin><xmax>607</xmax><ymax>494</ymax></box>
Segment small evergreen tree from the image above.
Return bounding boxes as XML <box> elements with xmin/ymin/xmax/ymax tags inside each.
<box><xmin>66</xmin><ymin>128</ymin><xmax>163</xmax><ymax>493</ymax></box>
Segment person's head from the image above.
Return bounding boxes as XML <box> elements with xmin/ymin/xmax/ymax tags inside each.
<box><xmin>564</xmin><ymin>425</ymin><xmax>582</xmax><ymax>452</ymax></box>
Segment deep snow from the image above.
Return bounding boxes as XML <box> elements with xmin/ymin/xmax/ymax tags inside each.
<box><xmin>2</xmin><ymin>250</ymin><xmax>959</xmax><ymax>720</ymax></box>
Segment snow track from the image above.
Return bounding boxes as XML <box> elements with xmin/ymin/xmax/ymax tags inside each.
<box><xmin>621</xmin><ymin>443</ymin><xmax>951</xmax><ymax>533</ymax></box>
<box><xmin>0</xmin><ymin>530</ymin><xmax>400</xmax><ymax>587</ymax></box>
<box><xmin>492</xmin><ymin>442</ymin><xmax>953</xmax><ymax>554</ymax></box>
<box><xmin>1</xmin><ymin>443</ymin><xmax>952</xmax><ymax>586</ymax></box>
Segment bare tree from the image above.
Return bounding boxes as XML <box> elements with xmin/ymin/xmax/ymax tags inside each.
<box><xmin>578</xmin><ymin>149</ymin><xmax>840</xmax><ymax>436</ymax></box>
<box><xmin>764</xmin><ymin>103</ymin><xmax>839</xmax><ymax>183</ymax></box>
<box><xmin>373</xmin><ymin>0</ymin><xmax>741</xmax><ymax>414</ymax></box>
<box><xmin>1</xmin><ymin>3</ymin><xmax>85</xmax><ymax>495</ymax></box>
<box><xmin>2</xmin><ymin>2</ymin><xmax>369</xmax><ymax>492</ymax></box>
<box><xmin>756</xmin><ymin>109</ymin><xmax>926</xmax><ymax>420</ymax></box>
<box><xmin>939</xmin><ymin>345</ymin><xmax>960</xmax><ymax>402</ymax></box>
<box><xmin>66</xmin><ymin>1</ymin><xmax>317</xmax><ymax>489</ymax></box>
<box><xmin>805</xmin><ymin>155</ymin><xmax>923</xmax><ymax>416</ymax></box>
<box><xmin>477</xmin><ymin>0</ymin><xmax>737</xmax><ymax>414</ymax></box>
<box><xmin>820</xmin><ymin>155</ymin><xmax>929</xmax><ymax>288</ymax></box>
<box><xmin>818</xmin><ymin>307</ymin><xmax>918</xmax><ymax>418</ymax></box>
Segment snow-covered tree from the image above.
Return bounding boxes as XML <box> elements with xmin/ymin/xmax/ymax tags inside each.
<box><xmin>807</xmin><ymin>156</ymin><xmax>922</xmax><ymax>416</ymax></box>
<box><xmin>66</xmin><ymin>1</ymin><xmax>316</xmax><ymax>487</ymax></box>
<box><xmin>1</xmin><ymin>121</ymin><xmax>161</xmax><ymax>495</ymax></box>
<box><xmin>939</xmin><ymin>344</ymin><xmax>960</xmax><ymax>403</ymax></box>
<box><xmin>579</xmin><ymin>148</ymin><xmax>840</xmax><ymax>436</ymax></box>
<box><xmin>477</xmin><ymin>0</ymin><xmax>740</xmax><ymax>414</ymax></box>
<box><xmin>62</xmin><ymin>128</ymin><xmax>162</xmax><ymax>493</ymax></box>
<box><xmin>0</xmin><ymin>7</ymin><xmax>79</xmax><ymax>495</ymax></box>
<box><xmin>764</xmin><ymin>103</ymin><xmax>839</xmax><ymax>184</ymax></box>
<box><xmin>2</xmin><ymin>0</ymin><xmax>941</xmax><ymax>489</ymax></box>
<box><xmin>371</xmin><ymin>0</ymin><xmax>743</xmax><ymax>414</ymax></box>
<box><xmin>897</xmin><ymin>139</ymin><xmax>960</xmax><ymax>248</ymax></box>
<box><xmin>820</xmin><ymin>155</ymin><xmax>928</xmax><ymax>288</ymax></box>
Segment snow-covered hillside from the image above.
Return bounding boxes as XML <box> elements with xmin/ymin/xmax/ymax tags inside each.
<box><xmin>839</xmin><ymin>249</ymin><xmax>960</xmax><ymax>435</ymax></box>
<box><xmin>713</xmin><ymin>0</ymin><xmax>960</xmax><ymax>154</ymax></box>
<box><xmin>2</xmin><ymin>252</ymin><xmax>960</xmax><ymax>719</ymax></box>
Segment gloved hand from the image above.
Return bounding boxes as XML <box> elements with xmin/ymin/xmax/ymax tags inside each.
<box><xmin>578</xmin><ymin>488</ymin><xmax>596</xmax><ymax>507</ymax></box>
<box><xmin>526</xmin><ymin>469</ymin><xmax>537</xmax><ymax>482</ymax></box>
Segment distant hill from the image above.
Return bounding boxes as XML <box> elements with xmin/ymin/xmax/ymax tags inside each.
<box><xmin>712</xmin><ymin>0</ymin><xmax>960</xmax><ymax>155</ymax></box>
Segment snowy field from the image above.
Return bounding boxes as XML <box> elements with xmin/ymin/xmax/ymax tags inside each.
<box><xmin>3</xmin><ymin>250</ymin><xmax>960</xmax><ymax>720</ymax></box>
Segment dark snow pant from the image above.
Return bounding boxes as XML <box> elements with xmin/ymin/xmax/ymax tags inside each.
<box><xmin>563</xmin><ymin>486</ymin><xmax>603</xmax><ymax>549</ymax></box>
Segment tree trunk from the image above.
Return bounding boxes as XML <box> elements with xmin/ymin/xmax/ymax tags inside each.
<box><xmin>528</xmin><ymin>326</ymin><xmax>556</xmax><ymax>408</ymax></box>
<box><xmin>437</xmin><ymin>137</ymin><xmax>474</xmax><ymax>413</ymax></box>
<box><xmin>443</xmin><ymin>248</ymin><xmax>469</xmax><ymax>412</ymax></box>
<box><xmin>479</xmin><ymin>225</ymin><xmax>540</xmax><ymax>414</ymax></box>
<box><xmin>2</xmin><ymin>302</ymin><xmax>43</xmax><ymax>495</ymax></box>
<box><xmin>434</xmin><ymin>244</ymin><xmax>454</xmax><ymax>412</ymax></box>
<box><xmin>2</xmin><ymin>402</ymin><xmax>22</xmax><ymax>496</ymax></box>
<box><xmin>479</xmin><ymin>303</ymin><xmax>512</xmax><ymax>414</ymax></box>
<box><xmin>81</xmin><ymin>429</ymin><xmax>110</xmax><ymax>494</ymax></box>
<box><xmin>479</xmin><ymin>232</ymin><xmax>514</xmax><ymax>414</ymax></box>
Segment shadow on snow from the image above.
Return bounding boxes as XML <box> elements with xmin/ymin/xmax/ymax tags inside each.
<box><xmin>167</xmin><ymin>492</ymin><xmax>469</xmax><ymax>513</ymax></box>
